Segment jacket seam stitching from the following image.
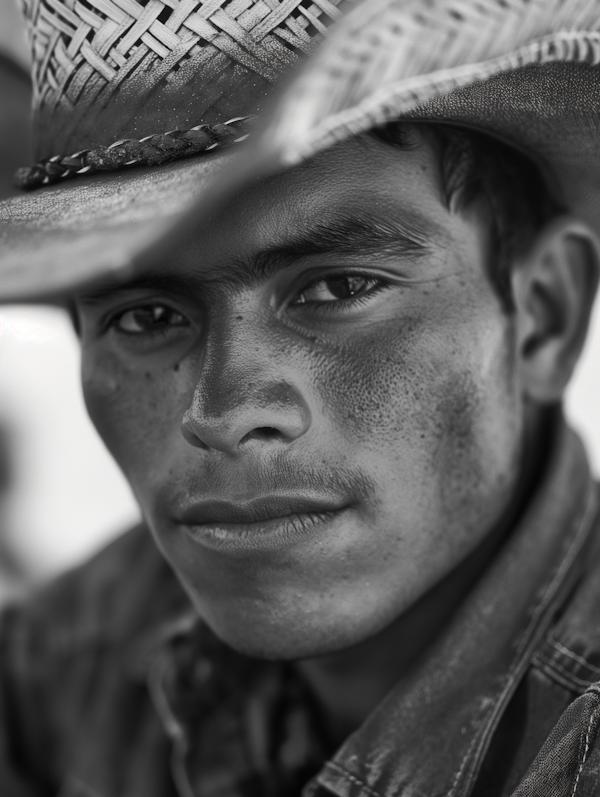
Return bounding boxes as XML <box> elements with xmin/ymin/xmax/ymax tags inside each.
<box><xmin>547</xmin><ymin>637</ymin><xmax>600</xmax><ymax>676</ymax></box>
<box><xmin>533</xmin><ymin>659</ymin><xmax>583</xmax><ymax>694</ymax></box>
<box><xmin>323</xmin><ymin>761</ymin><xmax>385</xmax><ymax>797</ymax></box>
<box><xmin>448</xmin><ymin>730</ymin><xmax>481</xmax><ymax>797</ymax></box>
<box><xmin>571</xmin><ymin>690</ymin><xmax>600</xmax><ymax>796</ymax></box>
<box><xmin>533</xmin><ymin>653</ymin><xmax>597</xmax><ymax>690</ymax></box>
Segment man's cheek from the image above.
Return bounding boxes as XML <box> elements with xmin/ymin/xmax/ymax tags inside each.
<box><xmin>313</xmin><ymin>316</ymin><xmax>460</xmax><ymax>449</ymax></box>
<box><xmin>82</xmin><ymin>351</ymin><xmax>179</xmax><ymax>479</ymax></box>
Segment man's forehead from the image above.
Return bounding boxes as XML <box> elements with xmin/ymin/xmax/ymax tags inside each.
<box><xmin>175</xmin><ymin>140</ymin><xmax>448</xmax><ymax>270</ymax></box>
<box><xmin>183</xmin><ymin>208</ymin><xmax>434</xmax><ymax>276</ymax></box>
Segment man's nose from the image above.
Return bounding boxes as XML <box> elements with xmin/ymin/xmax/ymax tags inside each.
<box><xmin>180</xmin><ymin>334</ymin><xmax>311</xmax><ymax>455</ymax></box>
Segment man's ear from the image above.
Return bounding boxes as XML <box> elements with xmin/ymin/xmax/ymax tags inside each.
<box><xmin>511</xmin><ymin>217</ymin><xmax>600</xmax><ymax>403</ymax></box>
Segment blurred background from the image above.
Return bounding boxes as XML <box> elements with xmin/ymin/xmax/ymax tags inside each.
<box><xmin>0</xmin><ymin>0</ymin><xmax>599</xmax><ymax>604</ymax></box>
<box><xmin>0</xmin><ymin>0</ymin><xmax>140</xmax><ymax>603</ymax></box>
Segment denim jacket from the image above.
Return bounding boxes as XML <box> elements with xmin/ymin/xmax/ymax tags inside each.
<box><xmin>0</xmin><ymin>421</ymin><xmax>599</xmax><ymax>797</ymax></box>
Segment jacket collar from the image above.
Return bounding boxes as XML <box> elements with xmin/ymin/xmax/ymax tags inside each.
<box><xmin>310</xmin><ymin>421</ymin><xmax>597</xmax><ymax>797</ymax></box>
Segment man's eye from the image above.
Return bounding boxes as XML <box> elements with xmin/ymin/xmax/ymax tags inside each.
<box><xmin>113</xmin><ymin>305</ymin><xmax>188</xmax><ymax>335</ymax></box>
<box><xmin>293</xmin><ymin>275</ymin><xmax>381</xmax><ymax>305</ymax></box>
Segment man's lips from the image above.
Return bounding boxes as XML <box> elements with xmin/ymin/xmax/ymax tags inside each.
<box><xmin>178</xmin><ymin>495</ymin><xmax>348</xmax><ymax>526</ymax></box>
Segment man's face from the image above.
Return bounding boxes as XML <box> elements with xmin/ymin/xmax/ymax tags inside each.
<box><xmin>76</xmin><ymin>133</ymin><xmax>524</xmax><ymax>659</ymax></box>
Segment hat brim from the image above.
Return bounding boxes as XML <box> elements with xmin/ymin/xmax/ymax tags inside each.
<box><xmin>4</xmin><ymin>13</ymin><xmax>600</xmax><ymax>304</ymax></box>
<box><xmin>0</xmin><ymin>152</ymin><xmax>231</xmax><ymax>304</ymax></box>
<box><xmin>180</xmin><ymin>60</ymin><xmax>600</xmax><ymax>262</ymax></box>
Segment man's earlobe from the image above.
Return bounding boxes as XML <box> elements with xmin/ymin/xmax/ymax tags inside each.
<box><xmin>512</xmin><ymin>217</ymin><xmax>600</xmax><ymax>404</ymax></box>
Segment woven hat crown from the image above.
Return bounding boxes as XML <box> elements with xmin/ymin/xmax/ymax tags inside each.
<box><xmin>20</xmin><ymin>0</ymin><xmax>346</xmax><ymax>160</ymax></box>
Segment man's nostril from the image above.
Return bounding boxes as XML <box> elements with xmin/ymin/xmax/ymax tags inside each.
<box><xmin>240</xmin><ymin>427</ymin><xmax>280</xmax><ymax>445</ymax></box>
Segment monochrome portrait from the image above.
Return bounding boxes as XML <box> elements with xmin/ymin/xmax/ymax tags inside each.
<box><xmin>0</xmin><ymin>1</ymin><xmax>600</xmax><ymax>795</ymax></box>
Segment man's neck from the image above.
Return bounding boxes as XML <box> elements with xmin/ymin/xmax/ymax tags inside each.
<box><xmin>295</xmin><ymin>406</ymin><xmax>553</xmax><ymax>749</ymax></box>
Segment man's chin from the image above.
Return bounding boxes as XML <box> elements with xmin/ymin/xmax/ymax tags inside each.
<box><xmin>184</xmin><ymin>590</ymin><xmax>397</xmax><ymax>662</ymax></box>
<box><xmin>201</xmin><ymin>619</ymin><xmax>360</xmax><ymax>661</ymax></box>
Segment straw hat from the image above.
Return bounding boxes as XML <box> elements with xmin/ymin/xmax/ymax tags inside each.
<box><xmin>2</xmin><ymin>0</ymin><xmax>600</xmax><ymax>303</ymax></box>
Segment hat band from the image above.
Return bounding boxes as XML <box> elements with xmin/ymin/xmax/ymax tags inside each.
<box><xmin>14</xmin><ymin>117</ymin><xmax>253</xmax><ymax>192</ymax></box>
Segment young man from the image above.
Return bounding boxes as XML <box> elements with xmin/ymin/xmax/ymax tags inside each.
<box><xmin>1</xmin><ymin>1</ymin><xmax>600</xmax><ymax>795</ymax></box>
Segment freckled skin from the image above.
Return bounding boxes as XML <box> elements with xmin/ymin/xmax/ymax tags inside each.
<box><xmin>78</xmin><ymin>134</ymin><xmax>524</xmax><ymax>661</ymax></box>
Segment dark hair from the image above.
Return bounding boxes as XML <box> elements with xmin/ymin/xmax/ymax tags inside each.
<box><xmin>375</xmin><ymin>123</ymin><xmax>564</xmax><ymax>311</ymax></box>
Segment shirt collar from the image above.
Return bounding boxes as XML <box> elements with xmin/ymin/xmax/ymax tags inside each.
<box><xmin>310</xmin><ymin>421</ymin><xmax>598</xmax><ymax>797</ymax></box>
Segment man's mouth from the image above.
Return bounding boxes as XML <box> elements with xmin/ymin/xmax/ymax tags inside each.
<box><xmin>176</xmin><ymin>495</ymin><xmax>350</xmax><ymax>553</ymax></box>
<box><xmin>179</xmin><ymin>495</ymin><xmax>348</xmax><ymax>525</ymax></box>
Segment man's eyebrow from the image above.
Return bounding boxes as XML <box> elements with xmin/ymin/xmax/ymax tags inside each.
<box><xmin>231</xmin><ymin>212</ymin><xmax>431</xmax><ymax>286</ymax></box>
<box><xmin>75</xmin><ymin>275</ymin><xmax>196</xmax><ymax>306</ymax></box>
<box><xmin>77</xmin><ymin>212</ymin><xmax>433</xmax><ymax>303</ymax></box>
